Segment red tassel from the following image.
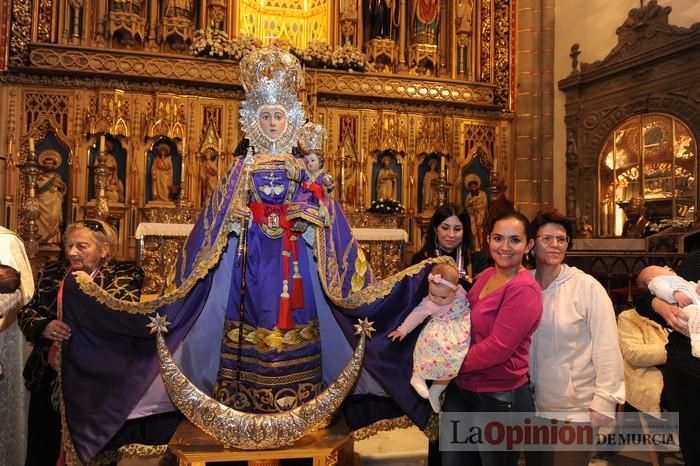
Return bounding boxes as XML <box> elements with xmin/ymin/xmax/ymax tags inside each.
<box><xmin>278</xmin><ymin>280</ymin><xmax>294</xmax><ymax>329</ymax></box>
<box><xmin>290</xmin><ymin>235</ymin><xmax>303</xmax><ymax>309</ymax></box>
<box><xmin>292</xmin><ymin>271</ymin><xmax>304</xmax><ymax>309</ymax></box>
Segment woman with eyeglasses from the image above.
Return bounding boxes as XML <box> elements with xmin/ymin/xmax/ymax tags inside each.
<box><xmin>17</xmin><ymin>219</ymin><xmax>144</xmax><ymax>466</ymax></box>
<box><xmin>527</xmin><ymin>209</ymin><xmax>624</xmax><ymax>466</ymax></box>
<box><xmin>442</xmin><ymin>211</ymin><xmax>542</xmax><ymax>466</ymax></box>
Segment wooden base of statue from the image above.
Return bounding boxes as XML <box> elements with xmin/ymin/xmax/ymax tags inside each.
<box><xmin>168</xmin><ymin>419</ymin><xmax>354</xmax><ymax>466</ymax></box>
<box><xmin>366</xmin><ymin>38</ymin><xmax>396</xmax><ymax>72</ymax></box>
<box><xmin>409</xmin><ymin>44</ymin><xmax>438</xmax><ymax>76</ymax></box>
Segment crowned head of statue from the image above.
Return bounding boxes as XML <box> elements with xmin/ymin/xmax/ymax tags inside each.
<box><xmin>239</xmin><ymin>46</ymin><xmax>306</xmax><ymax>156</ymax></box>
<box><xmin>296</xmin><ymin>122</ymin><xmax>327</xmax><ymax>176</ymax></box>
<box><xmin>296</xmin><ymin>122</ymin><xmax>326</xmax><ymax>155</ymax></box>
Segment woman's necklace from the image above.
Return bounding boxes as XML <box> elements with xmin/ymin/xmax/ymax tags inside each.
<box><xmin>435</xmin><ymin>246</ymin><xmax>465</xmax><ymax>279</ymax></box>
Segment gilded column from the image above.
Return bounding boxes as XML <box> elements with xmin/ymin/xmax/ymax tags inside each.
<box><xmin>398</xmin><ymin>0</ymin><xmax>408</xmax><ymax>71</ymax></box>
<box><xmin>94</xmin><ymin>136</ymin><xmax>111</xmax><ymax>220</ymax></box>
<box><xmin>94</xmin><ymin>0</ymin><xmax>106</xmax><ymax>44</ymax></box>
<box><xmin>18</xmin><ymin>140</ymin><xmax>42</xmax><ymax>257</ymax></box>
<box><xmin>438</xmin><ymin>0</ymin><xmax>449</xmax><ymax>75</ymax></box>
<box><xmin>147</xmin><ymin>0</ymin><xmax>158</xmax><ymax>49</ymax></box>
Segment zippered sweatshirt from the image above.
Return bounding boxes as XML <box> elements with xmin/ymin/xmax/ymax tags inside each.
<box><xmin>529</xmin><ymin>264</ymin><xmax>625</xmax><ymax>421</ymax></box>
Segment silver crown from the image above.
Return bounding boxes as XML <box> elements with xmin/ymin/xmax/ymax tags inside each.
<box><xmin>296</xmin><ymin>122</ymin><xmax>326</xmax><ymax>153</ymax></box>
<box><xmin>239</xmin><ymin>46</ymin><xmax>306</xmax><ymax>156</ymax></box>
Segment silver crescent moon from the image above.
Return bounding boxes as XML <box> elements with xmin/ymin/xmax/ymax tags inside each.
<box><xmin>155</xmin><ymin>318</ymin><xmax>372</xmax><ymax>449</ymax></box>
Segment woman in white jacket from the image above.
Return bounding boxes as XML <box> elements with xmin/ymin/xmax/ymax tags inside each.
<box><xmin>528</xmin><ymin>209</ymin><xmax>625</xmax><ymax>466</ymax></box>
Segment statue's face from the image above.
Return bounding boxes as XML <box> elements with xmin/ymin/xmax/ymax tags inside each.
<box><xmin>41</xmin><ymin>158</ymin><xmax>57</xmax><ymax>170</ymax></box>
<box><xmin>305</xmin><ymin>153</ymin><xmax>321</xmax><ymax>173</ymax></box>
<box><xmin>258</xmin><ymin>105</ymin><xmax>288</xmax><ymax>141</ymax></box>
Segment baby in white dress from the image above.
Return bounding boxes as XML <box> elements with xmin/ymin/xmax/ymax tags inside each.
<box><xmin>389</xmin><ymin>262</ymin><xmax>471</xmax><ymax>412</ymax></box>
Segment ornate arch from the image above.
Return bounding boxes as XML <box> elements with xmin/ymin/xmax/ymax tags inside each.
<box><xmin>559</xmin><ymin>0</ymin><xmax>700</xmax><ymax>237</ymax></box>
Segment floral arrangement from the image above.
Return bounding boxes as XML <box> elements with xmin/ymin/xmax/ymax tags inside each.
<box><xmin>292</xmin><ymin>42</ymin><xmax>370</xmax><ymax>72</ymax></box>
<box><xmin>331</xmin><ymin>44</ymin><xmax>370</xmax><ymax>72</ymax></box>
<box><xmin>647</xmin><ymin>218</ymin><xmax>695</xmax><ymax>234</ymax></box>
<box><xmin>191</xmin><ymin>33</ymin><xmax>370</xmax><ymax>72</ymax></box>
<box><xmin>191</xmin><ymin>29</ymin><xmax>262</xmax><ymax>60</ymax></box>
<box><xmin>367</xmin><ymin>198</ymin><xmax>405</xmax><ymax>215</ymax></box>
<box><xmin>291</xmin><ymin>41</ymin><xmax>333</xmax><ymax>67</ymax></box>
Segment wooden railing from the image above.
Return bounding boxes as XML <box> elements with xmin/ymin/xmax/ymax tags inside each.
<box><xmin>565</xmin><ymin>251</ymin><xmax>686</xmax><ymax>311</ymax></box>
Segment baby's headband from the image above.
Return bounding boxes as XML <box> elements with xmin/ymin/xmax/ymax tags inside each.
<box><xmin>428</xmin><ymin>273</ymin><xmax>458</xmax><ymax>290</ymax></box>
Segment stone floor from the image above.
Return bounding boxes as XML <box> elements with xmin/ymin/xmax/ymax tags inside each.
<box><xmin>354</xmin><ymin>427</ymin><xmax>685</xmax><ymax>466</ymax></box>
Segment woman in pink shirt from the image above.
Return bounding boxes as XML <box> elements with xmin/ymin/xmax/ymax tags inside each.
<box><xmin>441</xmin><ymin>211</ymin><xmax>543</xmax><ymax>466</ymax></box>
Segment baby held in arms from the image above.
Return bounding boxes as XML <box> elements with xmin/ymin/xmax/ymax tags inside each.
<box><xmin>389</xmin><ymin>262</ymin><xmax>471</xmax><ymax>412</ymax></box>
<box><xmin>637</xmin><ymin>265</ymin><xmax>700</xmax><ymax>358</ymax></box>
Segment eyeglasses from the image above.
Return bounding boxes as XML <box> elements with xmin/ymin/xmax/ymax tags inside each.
<box><xmin>536</xmin><ymin>234</ymin><xmax>570</xmax><ymax>246</ymax></box>
<box><xmin>80</xmin><ymin>219</ymin><xmax>106</xmax><ymax>234</ymax></box>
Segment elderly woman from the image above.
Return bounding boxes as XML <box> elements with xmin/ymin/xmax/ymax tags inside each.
<box><xmin>18</xmin><ymin>220</ymin><xmax>143</xmax><ymax>466</ymax></box>
<box><xmin>528</xmin><ymin>209</ymin><xmax>624</xmax><ymax>466</ymax></box>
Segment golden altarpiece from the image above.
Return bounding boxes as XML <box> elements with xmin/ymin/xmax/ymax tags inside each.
<box><xmin>0</xmin><ymin>0</ymin><xmax>515</xmax><ymax>287</ymax></box>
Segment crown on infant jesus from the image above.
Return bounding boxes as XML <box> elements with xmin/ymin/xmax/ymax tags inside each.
<box><xmin>296</xmin><ymin>122</ymin><xmax>326</xmax><ymax>153</ymax></box>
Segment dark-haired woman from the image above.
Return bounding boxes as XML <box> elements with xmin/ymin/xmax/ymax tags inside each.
<box><xmin>411</xmin><ymin>203</ymin><xmax>472</xmax><ymax>282</ymax></box>
<box><xmin>442</xmin><ymin>211</ymin><xmax>542</xmax><ymax>466</ymax></box>
<box><xmin>411</xmin><ymin>203</ymin><xmax>472</xmax><ymax>466</ymax></box>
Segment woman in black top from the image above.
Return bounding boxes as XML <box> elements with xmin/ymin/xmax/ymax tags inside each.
<box><xmin>411</xmin><ymin>203</ymin><xmax>473</xmax><ymax>466</ymax></box>
<box><xmin>411</xmin><ymin>203</ymin><xmax>473</xmax><ymax>288</ymax></box>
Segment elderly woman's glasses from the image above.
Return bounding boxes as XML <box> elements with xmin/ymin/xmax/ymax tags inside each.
<box><xmin>80</xmin><ymin>220</ymin><xmax>106</xmax><ymax>234</ymax></box>
<box><xmin>536</xmin><ymin>234</ymin><xmax>569</xmax><ymax>246</ymax></box>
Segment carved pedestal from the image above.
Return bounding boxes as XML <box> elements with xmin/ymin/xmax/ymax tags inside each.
<box><xmin>409</xmin><ymin>44</ymin><xmax>438</xmax><ymax>75</ymax></box>
<box><xmin>168</xmin><ymin>419</ymin><xmax>353</xmax><ymax>466</ymax></box>
<box><xmin>366</xmin><ymin>38</ymin><xmax>396</xmax><ymax>72</ymax></box>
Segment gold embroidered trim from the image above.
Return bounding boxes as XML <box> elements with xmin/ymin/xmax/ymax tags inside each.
<box><xmin>315</xmin><ymin>217</ymin><xmax>453</xmax><ymax>307</ymax></box>
<box><xmin>221</xmin><ymin>352</ymin><xmax>321</xmax><ymax>368</ymax></box>
<box><xmin>214</xmin><ymin>379</ymin><xmax>324</xmax><ymax>412</ymax></box>
<box><xmin>350</xmin><ymin>415</ymin><xmax>418</xmax><ymax>441</ymax></box>
<box><xmin>218</xmin><ymin>367</ymin><xmax>322</xmax><ymax>386</ymax></box>
<box><xmin>57</xmin><ymin>348</ymin><xmax>84</xmax><ymax>466</ymax></box>
<box><xmin>117</xmin><ymin>443</ymin><xmax>169</xmax><ymax>458</ymax></box>
<box><xmin>222</xmin><ymin>320</ymin><xmax>320</xmax><ymax>352</ymax></box>
<box><xmin>424</xmin><ymin>411</ymin><xmax>440</xmax><ymax>442</ymax></box>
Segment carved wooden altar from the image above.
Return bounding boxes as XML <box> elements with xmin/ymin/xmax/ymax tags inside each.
<box><xmin>559</xmin><ymin>1</ymin><xmax>700</xmax><ymax>239</ymax></box>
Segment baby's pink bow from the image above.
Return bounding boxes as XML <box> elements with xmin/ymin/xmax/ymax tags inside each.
<box><xmin>428</xmin><ymin>273</ymin><xmax>458</xmax><ymax>290</ymax></box>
